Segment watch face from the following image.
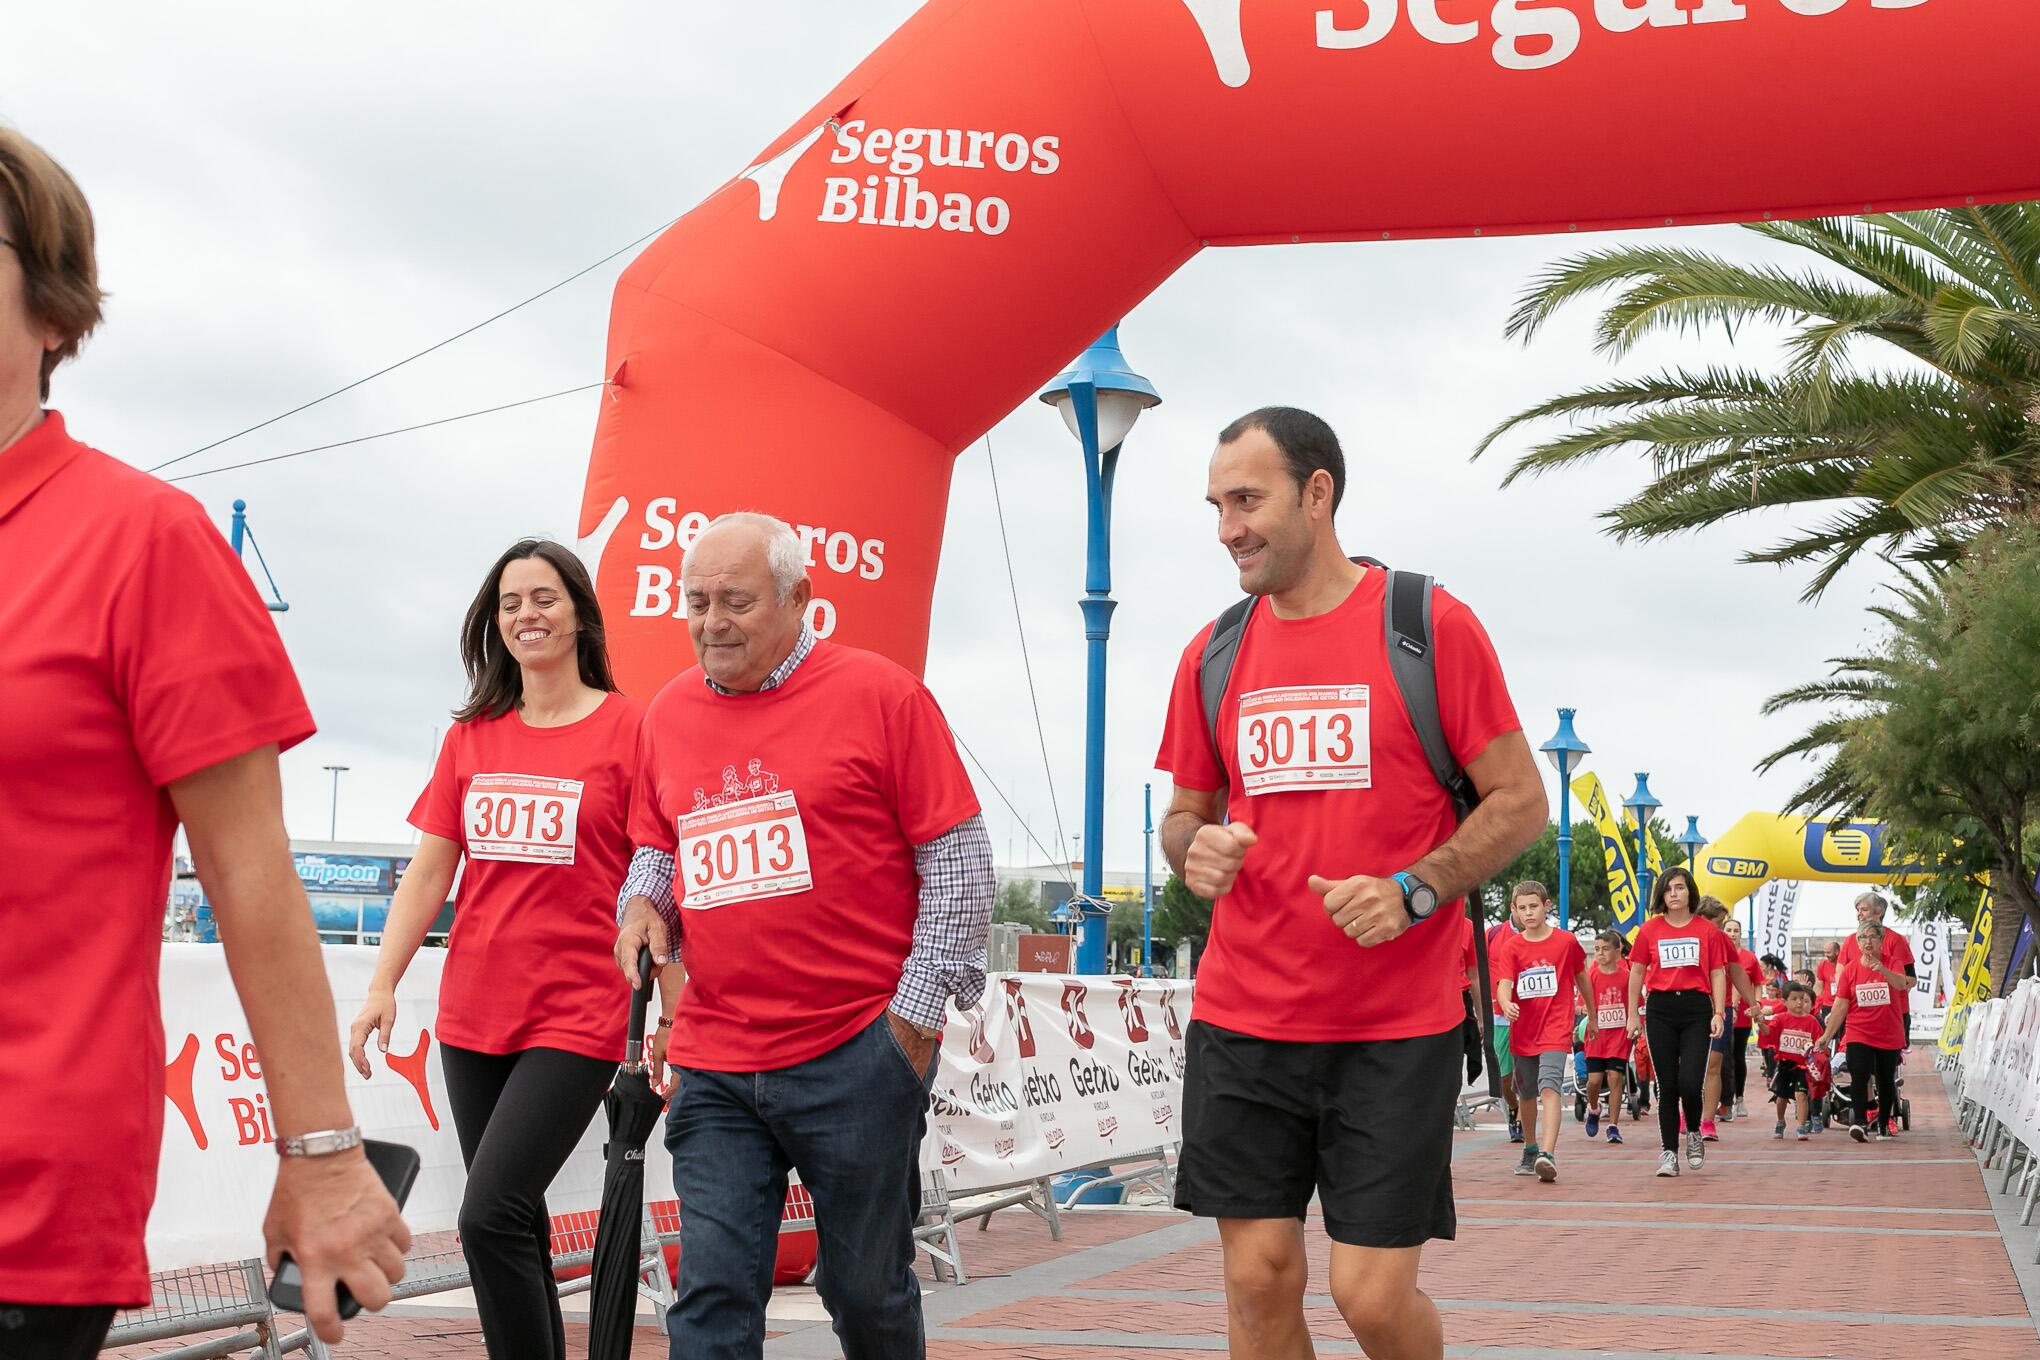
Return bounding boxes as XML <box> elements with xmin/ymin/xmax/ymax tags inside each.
<box><xmin>1407</xmin><ymin>881</ymin><xmax>1439</xmax><ymax>919</ymax></box>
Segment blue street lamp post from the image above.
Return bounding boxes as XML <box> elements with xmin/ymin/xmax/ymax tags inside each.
<box><xmin>1142</xmin><ymin>783</ymin><xmax>1155</xmax><ymax>977</ymax></box>
<box><xmin>1677</xmin><ymin>816</ymin><xmax>1706</xmax><ymax>869</ymax></box>
<box><xmin>1039</xmin><ymin>327</ymin><xmax>1161</xmax><ymax>974</ymax></box>
<box><xmin>1624</xmin><ymin>774</ymin><xmax>1662</xmax><ymax>911</ymax></box>
<box><xmin>1538</xmin><ymin>709</ymin><xmax>1591</xmax><ymax>931</ymax></box>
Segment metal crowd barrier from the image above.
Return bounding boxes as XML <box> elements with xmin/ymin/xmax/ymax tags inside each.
<box><xmin>105</xmin><ymin>1189</ymin><xmax>819</xmax><ymax>1357</ymax></box>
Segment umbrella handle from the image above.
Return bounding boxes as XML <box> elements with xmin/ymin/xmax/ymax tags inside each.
<box><xmin>625</xmin><ymin>946</ymin><xmax>655</xmax><ymax>1073</ymax></box>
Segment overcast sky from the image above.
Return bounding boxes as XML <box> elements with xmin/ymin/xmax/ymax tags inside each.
<box><xmin>6</xmin><ymin>2</ymin><xmax>1912</xmax><ymax>931</ymax></box>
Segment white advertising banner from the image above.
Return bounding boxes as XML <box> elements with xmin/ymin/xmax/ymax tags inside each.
<box><xmin>1909</xmin><ymin>919</ymin><xmax>1955</xmax><ymax>1011</ymax></box>
<box><xmin>147</xmin><ymin>945</ymin><xmax>665</xmax><ymax>1272</ymax></box>
<box><xmin>1750</xmin><ymin>879</ymin><xmax>1800</xmax><ymax>966</ymax></box>
<box><xmin>146</xmin><ymin>951</ymin><xmax>1185</xmax><ymax>1272</ymax></box>
<box><xmin>922</xmin><ymin>974</ymin><xmax>1190</xmax><ymax>1193</ymax></box>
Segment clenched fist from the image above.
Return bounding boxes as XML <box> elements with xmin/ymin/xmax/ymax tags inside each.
<box><xmin>1185</xmin><ymin>821</ymin><xmax>1257</xmax><ymax>900</ymax></box>
<box><xmin>1307</xmin><ymin>874</ymin><xmax>1410</xmax><ymax>949</ymax></box>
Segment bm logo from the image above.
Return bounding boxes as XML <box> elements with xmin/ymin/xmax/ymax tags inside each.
<box><xmin>1706</xmin><ymin>857</ymin><xmax>1769</xmax><ymax>879</ymax></box>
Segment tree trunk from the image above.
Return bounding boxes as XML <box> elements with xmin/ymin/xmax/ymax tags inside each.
<box><xmin>1985</xmin><ymin>856</ymin><xmax>2040</xmax><ymax>992</ymax></box>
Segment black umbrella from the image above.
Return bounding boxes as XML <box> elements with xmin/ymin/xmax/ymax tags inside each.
<box><xmin>589</xmin><ymin>948</ymin><xmax>667</xmax><ymax>1360</ymax></box>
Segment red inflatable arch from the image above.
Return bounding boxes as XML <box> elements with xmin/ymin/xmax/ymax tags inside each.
<box><xmin>581</xmin><ymin>0</ymin><xmax>2040</xmax><ymax>691</ymax></box>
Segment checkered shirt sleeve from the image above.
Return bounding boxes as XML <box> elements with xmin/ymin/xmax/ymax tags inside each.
<box><xmin>617</xmin><ymin>846</ymin><xmax>683</xmax><ymax>966</ymax></box>
<box><xmin>891</xmin><ymin>813</ymin><xmax>996</xmax><ymax>1031</ymax></box>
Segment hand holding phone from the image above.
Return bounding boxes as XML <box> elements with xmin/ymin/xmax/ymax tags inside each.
<box><xmin>268</xmin><ymin>1139</ymin><xmax>418</xmax><ymax>1341</ymax></box>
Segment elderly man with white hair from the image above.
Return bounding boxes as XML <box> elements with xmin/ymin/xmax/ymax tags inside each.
<box><xmin>613</xmin><ymin>511</ymin><xmax>994</xmax><ymax>1360</ymax></box>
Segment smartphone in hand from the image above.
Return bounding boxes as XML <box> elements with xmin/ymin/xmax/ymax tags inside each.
<box><xmin>269</xmin><ymin>1139</ymin><xmax>420</xmax><ymax>1319</ymax></box>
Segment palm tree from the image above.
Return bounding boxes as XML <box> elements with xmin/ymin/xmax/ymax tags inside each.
<box><xmin>1477</xmin><ymin>205</ymin><xmax>2040</xmax><ymax>598</ymax></box>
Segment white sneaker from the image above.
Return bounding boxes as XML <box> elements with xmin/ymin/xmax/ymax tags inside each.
<box><xmin>1656</xmin><ymin>1150</ymin><xmax>1680</xmax><ymax>1177</ymax></box>
<box><xmin>1734</xmin><ymin>1100</ymin><xmax>1748</xmax><ymax>1119</ymax></box>
<box><xmin>1686</xmin><ymin>1132</ymin><xmax>1706</xmax><ymax>1169</ymax></box>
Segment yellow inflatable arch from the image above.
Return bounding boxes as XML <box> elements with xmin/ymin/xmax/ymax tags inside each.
<box><xmin>1693</xmin><ymin>813</ymin><xmax>1935</xmax><ymax>909</ymax></box>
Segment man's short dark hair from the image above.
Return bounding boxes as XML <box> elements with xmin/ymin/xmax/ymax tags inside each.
<box><xmin>1218</xmin><ymin>406</ymin><xmax>1346</xmax><ymax>513</ymax></box>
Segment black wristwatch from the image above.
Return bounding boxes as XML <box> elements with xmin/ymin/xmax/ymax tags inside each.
<box><xmin>1392</xmin><ymin>871</ymin><xmax>1440</xmax><ymax>923</ymax></box>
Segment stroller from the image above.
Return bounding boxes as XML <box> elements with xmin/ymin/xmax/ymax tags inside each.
<box><xmin>1820</xmin><ymin>1046</ymin><xmax>1912</xmax><ymax>1131</ymax></box>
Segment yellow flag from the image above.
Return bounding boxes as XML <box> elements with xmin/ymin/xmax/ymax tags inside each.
<box><xmin>1938</xmin><ymin>887</ymin><xmax>1995</xmax><ymax>1055</ymax></box>
<box><xmin>1571</xmin><ymin>772</ymin><xmax>1644</xmax><ymax>939</ymax></box>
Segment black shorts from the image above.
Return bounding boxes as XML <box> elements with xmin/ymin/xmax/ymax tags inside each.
<box><xmin>1770</xmin><ymin>1063</ymin><xmax>1808</xmax><ymax>1100</ymax></box>
<box><xmin>1583</xmin><ymin>1055</ymin><xmax>1627</xmax><ymax>1076</ymax></box>
<box><xmin>1174</xmin><ymin>1019</ymin><xmax>1459</xmax><ymax>1248</ymax></box>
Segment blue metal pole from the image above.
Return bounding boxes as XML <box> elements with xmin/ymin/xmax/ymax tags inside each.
<box><xmin>1070</xmin><ymin>378</ymin><xmax>1117</xmax><ymax>975</ymax></box>
<box><xmin>1143</xmin><ymin>782</ymin><xmax>1155</xmax><ymax>976</ymax></box>
<box><xmin>1635</xmin><ymin>813</ymin><xmax>1653</xmax><ymax>913</ymax></box>
<box><xmin>229</xmin><ymin>499</ymin><xmax>248</xmax><ymax>557</ymax></box>
<box><xmin>1556</xmin><ymin>776</ymin><xmax>1573</xmax><ymax>933</ymax></box>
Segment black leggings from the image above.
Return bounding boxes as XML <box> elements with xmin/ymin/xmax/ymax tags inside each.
<box><xmin>1846</xmin><ymin>1042</ymin><xmax>1903</xmax><ymax>1133</ymax></box>
<box><xmin>1729</xmin><ymin>1026</ymin><xmax>1752</xmax><ymax>1101</ymax></box>
<box><xmin>442</xmin><ymin>1043</ymin><xmax>616</xmax><ymax>1360</ymax></box>
<box><xmin>1646</xmin><ymin>990</ymin><xmax>1712</xmax><ymax>1151</ymax></box>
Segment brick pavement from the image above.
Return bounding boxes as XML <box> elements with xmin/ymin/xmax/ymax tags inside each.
<box><xmin>105</xmin><ymin>1060</ymin><xmax>2040</xmax><ymax>1357</ymax></box>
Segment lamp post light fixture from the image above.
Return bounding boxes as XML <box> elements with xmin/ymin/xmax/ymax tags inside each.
<box><xmin>1623</xmin><ymin>773</ymin><xmax>1662</xmax><ymax>912</ymax></box>
<box><xmin>1538</xmin><ymin>708</ymin><xmax>1591</xmax><ymax>931</ymax></box>
<box><xmin>1677</xmin><ymin>816</ymin><xmax>1706</xmax><ymax>868</ymax></box>
<box><xmin>1038</xmin><ymin>326</ymin><xmax>1161</xmax><ymax>974</ymax></box>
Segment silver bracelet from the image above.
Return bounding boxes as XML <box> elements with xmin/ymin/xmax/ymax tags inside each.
<box><xmin>276</xmin><ymin>1125</ymin><xmax>363</xmax><ymax>1158</ymax></box>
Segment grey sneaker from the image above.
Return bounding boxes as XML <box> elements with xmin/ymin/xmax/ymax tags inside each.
<box><xmin>1656</xmin><ymin>1149</ymin><xmax>1680</xmax><ymax>1177</ymax></box>
<box><xmin>1719</xmin><ymin>1105</ymin><xmax>1734</xmax><ymax>1124</ymax></box>
<box><xmin>1772</xmin><ymin>1120</ymin><xmax>1786</xmax><ymax>1139</ymax></box>
<box><xmin>1535</xmin><ymin>1151</ymin><xmax>1557</xmax><ymax>1182</ymax></box>
<box><xmin>1686</xmin><ymin>1131</ymin><xmax>1705</xmax><ymax>1168</ymax></box>
<box><xmin>1514</xmin><ymin>1146</ymin><xmax>1538</xmax><ymax>1175</ymax></box>
<box><xmin>1735</xmin><ymin>1100</ymin><xmax>1749</xmax><ymax>1119</ymax></box>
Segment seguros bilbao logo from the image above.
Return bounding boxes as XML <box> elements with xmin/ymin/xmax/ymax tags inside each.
<box><xmin>165</xmin><ymin>1027</ymin><xmax>440</xmax><ymax>1152</ymax></box>
<box><xmin>1061</xmin><ymin>982</ymin><xmax>1096</xmax><ymax>1050</ymax></box>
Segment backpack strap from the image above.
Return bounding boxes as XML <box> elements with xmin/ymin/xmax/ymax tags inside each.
<box><xmin>1379</xmin><ymin>566</ymin><xmax>1478</xmax><ymax>822</ymax></box>
<box><xmin>1198</xmin><ymin>594</ymin><xmax>1256</xmax><ymax>773</ymax></box>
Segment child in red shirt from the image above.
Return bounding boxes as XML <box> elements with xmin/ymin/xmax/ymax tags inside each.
<box><xmin>1756</xmin><ymin>980</ymin><xmax>1786</xmax><ymax>1082</ymax></box>
<box><xmin>1581</xmin><ymin>930</ymin><xmax>1632</xmax><ymax>1145</ymax></box>
<box><xmin>1768</xmin><ymin>983</ymin><xmax>1822</xmax><ymax>1140</ymax></box>
<box><xmin>1495</xmin><ymin>882</ymin><xmax>1593</xmax><ymax>1182</ymax></box>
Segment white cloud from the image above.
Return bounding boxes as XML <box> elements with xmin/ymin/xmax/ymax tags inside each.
<box><xmin>7</xmin><ymin>2</ymin><xmax>1905</xmax><ymax>911</ymax></box>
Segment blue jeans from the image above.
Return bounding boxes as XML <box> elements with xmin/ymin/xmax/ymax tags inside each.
<box><xmin>664</xmin><ymin>1011</ymin><xmax>936</xmax><ymax>1359</ymax></box>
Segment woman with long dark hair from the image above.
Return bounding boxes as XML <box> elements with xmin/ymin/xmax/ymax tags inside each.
<box><xmin>348</xmin><ymin>539</ymin><xmax>644</xmax><ymax>1360</ymax></box>
<box><xmin>1625</xmin><ymin>867</ymin><xmax>1730</xmax><ymax>1177</ymax></box>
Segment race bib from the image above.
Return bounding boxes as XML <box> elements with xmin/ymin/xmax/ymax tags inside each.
<box><xmin>679</xmin><ymin>790</ymin><xmax>813</xmax><ymax>909</ymax></box>
<box><xmin>1779</xmin><ymin>1030</ymin><xmax>1812</xmax><ymax>1057</ymax></box>
<box><xmin>1516</xmin><ymin>965</ymin><xmax>1559</xmax><ymax>1000</ymax></box>
<box><xmin>1656</xmin><ymin>937</ymin><xmax>1702</xmax><ymax>971</ymax></box>
<box><xmin>1854</xmin><ymin>980</ymin><xmax>1891</xmax><ymax>1009</ymax></box>
<box><xmin>1235</xmin><ymin>685</ymin><xmax>1370</xmax><ymax>795</ymax></box>
<box><xmin>1596</xmin><ymin>1003</ymin><xmax>1627</xmax><ymax>1029</ymax></box>
<box><xmin>464</xmin><ymin>773</ymin><xmax>583</xmax><ymax>864</ymax></box>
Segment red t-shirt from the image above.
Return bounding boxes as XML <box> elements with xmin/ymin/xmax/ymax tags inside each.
<box><xmin>410</xmin><ymin>694</ymin><xmax>644</xmax><ymax>1061</ymax></box>
<box><xmin>630</xmin><ymin>642</ymin><xmax>979</xmax><ymax>1071</ymax></box>
<box><xmin>1839</xmin><ymin>928</ymin><xmax>1914</xmax><ymax>1014</ymax></box>
<box><xmin>1631</xmin><ymin>913</ymin><xmax>1731</xmax><ymax>995</ymax></box>
<box><xmin>1495</xmin><ymin>928</ymin><xmax>1585</xmax><ymax>1055</ymax></box>
<box><xmin>1757</xmin><ymin>997</ymin><xmax>1787</xmax><ymax>1052</ymax></box>
<box><xmin>1584</xmin><ymin>962</ymin><xmax>1633</xmax><ymax>1060</ymax></box>
<box><xmin>0</xmin><ymin>414</ymin><xmax>315</xmax><ymax>1307</ymax></box>
<box><xmin>1154</xmin><ymin>571</ymin><xmax>1521</xmax><ymax>1042</ymax></box>
<box><xmin>1815</xmin><ymin>958</ymin><xmax>1838</xmax><ymax>1006</ymax></box>
<box><xmin>1772</xmin><ymin>1012</ymin><xmax>1823</xmax><ymax>1067</ymax></box>
<box><xmin>1837</xmin><ymin>959</ymin><xmax>1906</xmax><ymax>1049</ymax></box>
<box><xmin>1731</xmin><ymin>947</ymin><xmax>1762</xmax><ymax>1025</ymax></box>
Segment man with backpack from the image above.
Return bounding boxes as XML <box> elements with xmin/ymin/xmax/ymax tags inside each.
<box><xmin>1155</xmin><ymin>408</ymin><xmax>1547</xmax><ymax>1360</ymax></box>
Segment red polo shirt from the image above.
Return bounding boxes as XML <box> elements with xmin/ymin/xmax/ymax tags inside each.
<box><xmin>0</xmin><ymin>413</ymin><xmax>315</xmax><ymax>1306</ymax></box>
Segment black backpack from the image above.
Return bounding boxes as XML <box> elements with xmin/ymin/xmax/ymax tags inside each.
<box><xmin>1196</xmin><ymin>556</ymin><xmax>1497</xmax><ymax>1091</ymax></box>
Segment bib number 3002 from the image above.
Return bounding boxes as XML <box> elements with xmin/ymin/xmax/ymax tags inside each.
<box><xmin>1236</xmin><ymin>685</ymin><xmax>1370</xmax><ymax>796</ymax></box>
<box><xmin>679</xmin><ymin>791</ymin><xmax>813</xmax><ymax>909</ymax></box>
<box><xmin>465</xmin><ymin>773</ymin><xmax>583</xmax><ymax>864</ymax></box>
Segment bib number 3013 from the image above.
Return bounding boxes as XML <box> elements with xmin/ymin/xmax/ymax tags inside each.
<box><xmin>679</xmin><ymin>791</ymin><xmax>813</xmax><ymax>909</ymax></box>
<box><xmin>1236</xmin><ymin>685</ymin><xmax>1371</xmax><ymax>796</ymax></box>
<box><xmin>465</xmin><ymin>773</ymin><xmax>584</xmax><ymax>864</ymax></box>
